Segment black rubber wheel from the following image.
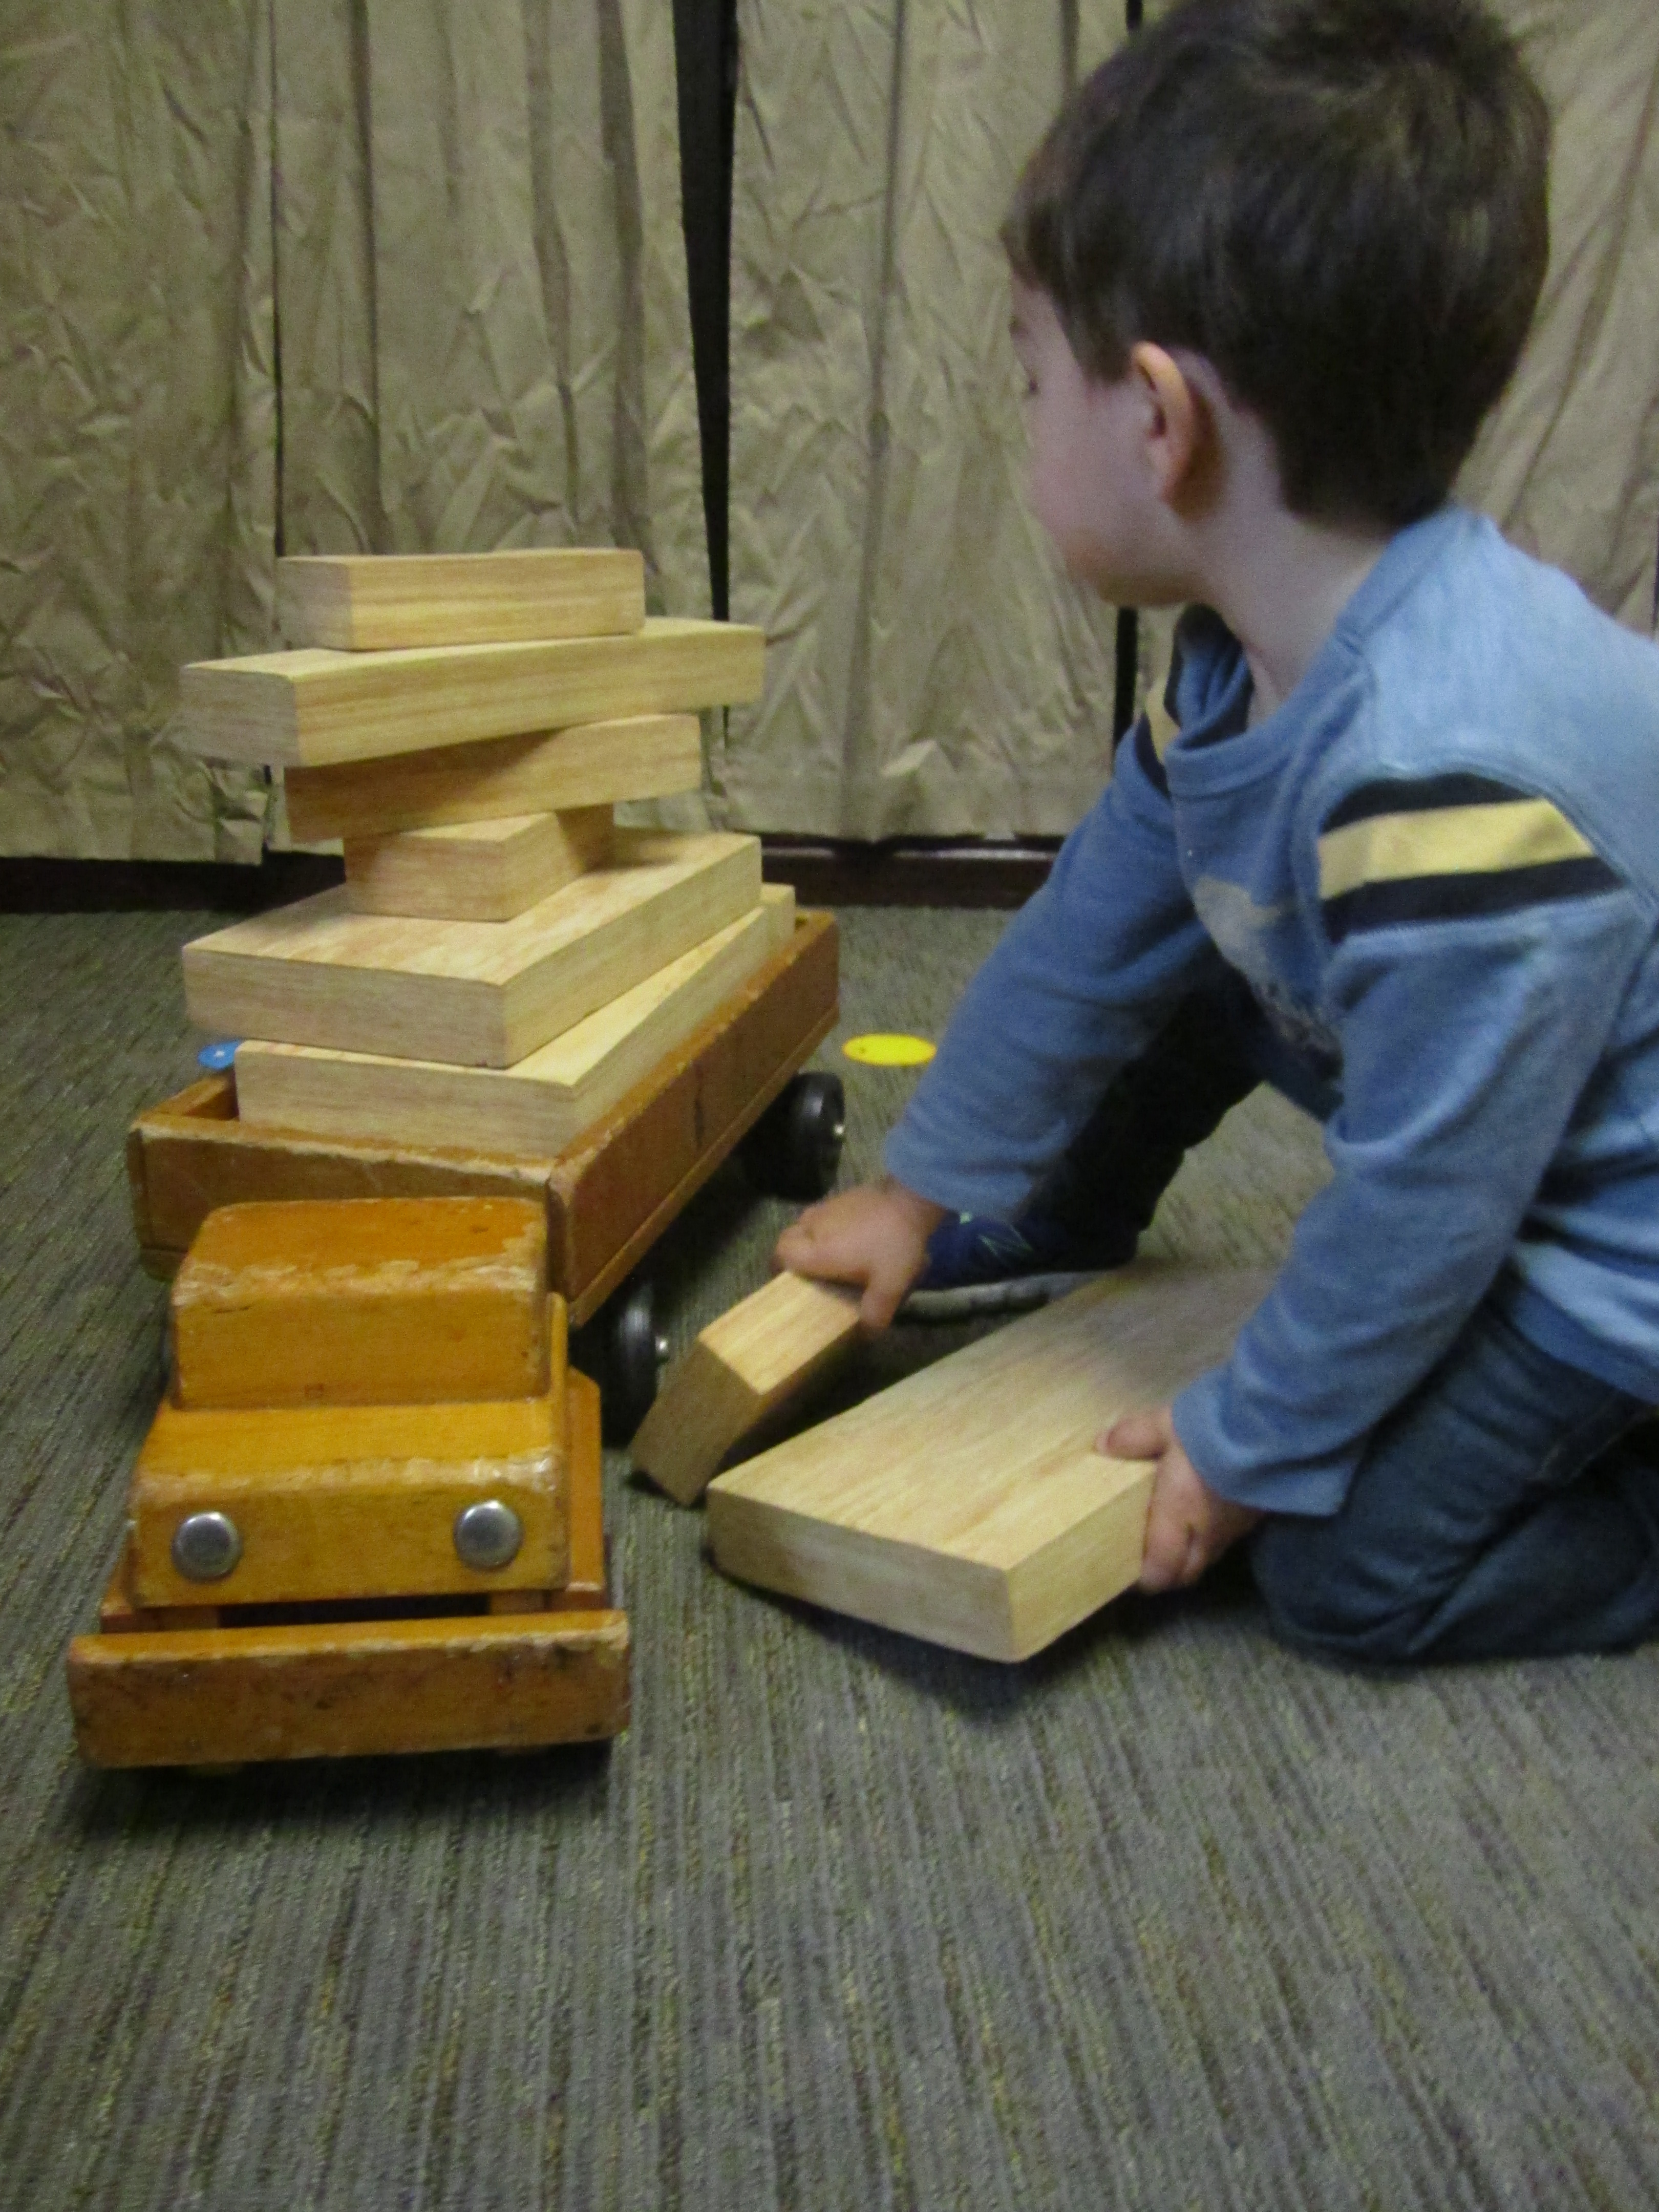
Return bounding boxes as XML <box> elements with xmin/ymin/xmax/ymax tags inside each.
<box><xmin>739</xmin><ymin>1071</ymin><xmax>846</xmax><ymax>1201</ymax></box>
<box><xmin>571</xmin><ymin>1278</ymin><xmax>668</xmax><ymax>1443</ymax></box>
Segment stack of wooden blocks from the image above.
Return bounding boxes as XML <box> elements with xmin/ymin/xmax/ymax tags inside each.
<box><xmin>175</xmin><ymin>547</ymin><xmax>794</xmax><ymax>1167</ymax></box>
<box><xmin>69</xmin><ymin>1196</ymin><xmax>628</xmax><ymax>1766</ymax></box>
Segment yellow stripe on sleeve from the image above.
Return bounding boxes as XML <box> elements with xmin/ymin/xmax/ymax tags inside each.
<box><xmin>1317</xmin><ymin>799</ymin><xmax>1597</xmax><ymax>902</ymax></box>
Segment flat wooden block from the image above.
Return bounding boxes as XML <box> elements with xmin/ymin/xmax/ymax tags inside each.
<box><xmin>130</xmin><ymin>910</ymin><xmax>840</xmax><ymax>1323</ymax></box>
<box><xmin>234</xmin><ymin>887</ymin><xmax>795</xmax><ymax>1159</ymax></box>
<box><xmin>277</xmin><ymin>547</ymin><xmax>646</xmax><ymax>652</ymax></box>
<box><xmin>183</xmin><ymin>829</ymin><xmax>763</xmax><ymax>1067</ymax></box>
<box><xmin>67</xmin><ymin>1608</ymin><xmax>629</xmax><ymax>1766</ymax></box>
<box><xmin>706</xmin><ymin>1263</ymin><xmax>1271</xmax><ymax>1663</ymax></box>
<box><xmin>343</xmin><ymin>806</ymin><xmax>614</xmax><ymax>922</ymax></box>
<box><xmin>171</xmin><ymin>1195</ymin><xmax>549</xmax><ymax>1409</ymax></box>
<box><xmin>181</xmin><ymin>618</ymin><xmax>764</xmax><ymax>768</ymax></box>
<box><xmin>129</xmin><ymin>1308</ymin><xmax>568</xmax><ymax>1608</ymax></box>
<box><xmin>632</xmin><ymin>1271</ymin><xmax>863</xmax><ymax>1505</ymax></box>
<box><xmin>284</xmin><ymin>714</ymin><xmax>703</xmax><ymax>844</ymax></box>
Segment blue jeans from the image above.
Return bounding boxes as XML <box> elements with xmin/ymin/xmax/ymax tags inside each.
<box><xmin>1046</xmin><ymin>975</ymin><xmax>1659</xmax><ymax>1662</ymax></box>
<box><xmin>1251</xmin><ymin>1300</ymin><xmax>1659</xmax><ymax>1664</ymax></box>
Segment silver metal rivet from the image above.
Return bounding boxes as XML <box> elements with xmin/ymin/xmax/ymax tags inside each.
<box><xmin>172</xmin><ymin>1511</ymin><xmax>242</xmax><ymax>1582</ymax></box>
<box><xmin>654</xmin><ymin>1331</ymin><xmax>671</xmax><ymax>1365</ymax></box>
<box><xmin>454</xmin><ymin>1499</ymin><xmax>523</xmax><ymax>1571</ymax></box>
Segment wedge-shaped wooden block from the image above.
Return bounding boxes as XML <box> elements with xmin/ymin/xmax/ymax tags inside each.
<box><xmin>632</xmin><ymin>1271</ymin><xmax>863</xmax><ymax>1505</ymax></box>
<box><xmin>707</xmin><ymin>1263</ymin><xmax>1271</xmax><ymax>1662</ymax></box>
<box><xmin>183</xmin><ymin>829</ymin><xmax>762</xmax><ymax>1068</ymax></box>
<box><xmin>277</xmin><ymin>547</ymin><xmax>645</xmax><ymax>652</ymax></box>
<box><xmin>169</xmin><ymin>1195</ymin><xmax>549</xmax><ymax>1410</ymax></box>
<box><xmin>67</xmin><ymin>1609</ymin><xmax>630</xmax><ymax>1766</ymax></box>
<box><xmin>129</xmin><ymin>1314</ymin><xmax>568</xmax><ymax>1608</ymax></box>
<box><xmin>284</xmin><ymin>714</ymin><xmax>703</xmax><ymax>844</ymax></box>
<box><xmin>181</xmin><ymin>618</ymin><xmax>764</xmax><ymax>768</ymax></box>
<box><xmin>343</xmin><ymin>805</ymin><xmax>614</xmax><ymax>922</ymax></box>
<box><xmin>234</xmin><ymin>888</ymin><xmax>796</xmax><ymax>1158</ymax></box>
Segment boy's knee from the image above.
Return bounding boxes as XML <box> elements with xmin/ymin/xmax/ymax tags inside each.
<box><xmin>1251</xmin><ymin>1517</ymin><xmax>1434</xmax><ymax>1667</ymax></box>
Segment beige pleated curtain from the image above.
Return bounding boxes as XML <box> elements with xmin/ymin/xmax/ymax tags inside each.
<box><xmin>3</xmin><ymin>1</ymin><xmax>1657</xmax><ymax>859</ymax></box>
<box><xmin>721</xmin><ymin>0</ymin><xmax>1659</xmax><ymax>837</ymax></box>
<box><xmin>0</xmin><ymin>0</ymin><xmax>706</xmax><ymax>861</ymax></box>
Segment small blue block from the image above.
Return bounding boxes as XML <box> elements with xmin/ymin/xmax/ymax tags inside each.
<box><xmin>197</xmin><ymin>1040</ymin><xmax>240</xmax><ymax>1071</ymax></box>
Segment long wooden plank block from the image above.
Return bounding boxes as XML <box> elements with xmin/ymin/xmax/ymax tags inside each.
<box><xmin>277</xmin><ymin>547</ymin><xmax>645</xmax><ymax>651</ymax></box>
<box><xmin>284</xmin><ymin>714</ymin><xmax>703</xmax><ymax>843</ymax></box>
<box><xmin>233</xmin><ymin>888</ymin><xmax>795</xmax><ymax>1157</ymax></box>
<box><xmin>67</xmin><ymin>1609</ymin><xmax>630</xmax><ymax>1765</ymax></box>
<box><xmin>169</xmin><ymin>1196</ymin><xmax>549</xmax><ymax>1409</ymax></box>
<box><xmin>632</xmin><ymin>1272</ymin><xmax>863</xmax><ymax>1505</ymax></box>
<box><xmin>128</xmin><ymin>912</ymin><xmax>840</xmax><ymax>1320</ymax></box>
<box><xmin>343</xmin><ymin>806</ymin><xmax>614</xmax><ymax>922</ymax></box>
<box><xmin>183</xmin><ymin>830</ymin><xmax>762</xmax><ymax>1068</ymax></box>
<box><xmin>707</xmin><ymin>1264</ymin><xmax>1271</xmax><ymax>1663</ymax></box>
<box><xmin>181</xmin><ymin>618</ymin><xmax>764</xmax><ymax>768</ymax></box>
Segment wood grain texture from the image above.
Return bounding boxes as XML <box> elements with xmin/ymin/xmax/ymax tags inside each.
<box><xmin>67</xmin><ymin>1608</ymin><xmax>629</xmax><ymax>1766</ymax></box>
<box><xmin>183</xmin><ymin>830</ymin><xmax>763</xmax><ymax>1068</ymax></box>
<box><xmin>180</xmin><ymin>618</ymin><xmax>764</xmax><ymax>768</ymax></box>
<box><xmin>169</xmin><ymin>1195</ymin><xmax>549</xmax><ymax>1409</ymax></box>
<box><xmin>131</xmin><ymin>912</ymin><xmax>840</xmax><ymax>1322</ymax></box>
<box><xmin>632</xmin><ymin>1271</ymin><xmax>863</xmax><ymax>1505</ymax></box>
<box><xmin>343</xmin><ymin>807</ymin><xmax>614</xmax><ymax>922</ymax></box>
<box><xmin>233</xmin><ymin>888</ymin><xmax>795</xmax><ymax>1159</ymax></box>
<box><xmin>276</xmin><ymin>548</ymin><xmax>645</xmax><ymax>651</ymax></box>
<box><xmin>129</xmin><ymin>1303</ymin><xmax>569</xmax><ymax>1608</ymax></box>
<box><xmin>283</xmin><ymin>714</ymin><xmax>703</xmax><ymax>843</ymax></box>
<box><xmin>491</xmin><ymin>1369</ymin><xmax>609</xmax><ymax>1613</ymax></box>
<box><xmin>707</xmin><ymin>1264</ymin><xmax>1271</xmax><ymax>1662</ymax></box>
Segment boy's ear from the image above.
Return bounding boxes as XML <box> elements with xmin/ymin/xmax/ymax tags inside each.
<box><xmin>1129</xmin><ymin>342</ymin><xmax>1207</xmax><ymax>506</ymax></box>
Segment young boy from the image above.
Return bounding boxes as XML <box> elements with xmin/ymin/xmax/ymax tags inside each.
<box><xmin>775</xmin><ymin>0</ymin><xmax>1659</xmax><ymax>1665</ymax></box>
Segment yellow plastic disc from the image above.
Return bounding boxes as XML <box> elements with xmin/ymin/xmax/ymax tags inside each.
<box><xmin>842</xmin><ymin>1032</ymin><xmax>937</xmax><ymax>1068</ymax></box>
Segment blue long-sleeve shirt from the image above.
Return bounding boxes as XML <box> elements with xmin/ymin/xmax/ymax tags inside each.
<box><xmin>884</xmin><ymin>505</ymin><xmax>1659</xmax><ymax>1515</ymax></box>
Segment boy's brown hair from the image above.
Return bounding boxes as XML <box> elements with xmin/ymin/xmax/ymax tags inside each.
<box><xmin>1004</xmin><ymin>0</ymin><xmax>1549</xmax><ymax>527</ymax></box>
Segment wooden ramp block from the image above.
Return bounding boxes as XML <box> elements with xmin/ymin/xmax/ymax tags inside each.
<box><xmin>284</xmin><ymin>714</ymin><xmax>703</xmax><ymax>844</ymax></box>
<box><xmin>277</xmin><ymin>547</ymin><xmax>645</xmax><ymax>652</ymax></box>
<box><xmin>234</xmin><ymin>888</ymin><xmax>795</xmax><ymax>1158</ymax></box>
<box><xmin>181</xmin><ymin>618</ymin><xmax>764</xmax><ymax>769</ymax></box>
<box><xmin>706</xmin><ymin>1263</ymin><xmax>1270</xmax><ymax>1663</ymax></box>
<box><xmin>632</xmin><ymin>1271</ymin><xmax>863</xmax><ymax>1505</ymax></box>
<box><xmin>183</xmin><ymin>829</ymin><xmax>762</xmax><ymax>1067</ymax></box>
<box><xmin>170</xmin><ymin>1195</ymin><xmax>550</xmax><ymax>1409</ymax></box>
<box><xmin>67</xmin><ymin>1609</ymin><xmax>630</xmax><ymax>1766</ymax></box>
<box><xmin>343</xmin><ymin>806</ymin><xmax>614</xmax><ymax>922</ymax></box>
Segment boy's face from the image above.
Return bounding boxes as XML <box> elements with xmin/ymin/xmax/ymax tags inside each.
<box><xmin>1009</xmin><ymin>280</ymin><xmax>1187</xmax><ymax>604</ymax></box>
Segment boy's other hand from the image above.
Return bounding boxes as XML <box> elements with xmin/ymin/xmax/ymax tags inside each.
<box><xmin>774</xmin><ymin>1178</ymin><xmax>949</xmax><ymax>1329</ymax></box>
<box><xmin>1101</xmin><ymin>1405</ymin><xmax>1263</xmax><ymax>1592</ymax></box>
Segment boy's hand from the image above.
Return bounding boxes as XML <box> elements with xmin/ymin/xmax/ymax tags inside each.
<box><xmin>1100</xmin><ymin>1405</ymin><xmax>1263</xmax><ymax>1592</ymax></box>
<box><xmin>774</xmin><ymin>1178</ymin><xmax>948</xmax><ymax>1329</ymax></box>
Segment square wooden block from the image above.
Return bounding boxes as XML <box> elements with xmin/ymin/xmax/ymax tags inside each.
<box><xmin>169</xmin><ymin>1194</ymin><xmax>549</xmax><ymax>1410</ymax></box>
<box><xmin>342</xmin><ymin>806</ymin><xmax>615</xmax><ymax>922</ymax></box>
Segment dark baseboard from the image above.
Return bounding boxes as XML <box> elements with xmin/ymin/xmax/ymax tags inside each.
<box><xmin>1</xmin><ymin>838</ymin><xmax>1056</xmax><ymax>914</ymax></box>
<box><xmin>760</xmin><ymin>837</ymin><xmax>1057</xmax><ymax>908</ymax></box>
<box><xmin>0</xmin><ymin>853</ymin><xmax>347</xmax><ymax>914</ymax></box>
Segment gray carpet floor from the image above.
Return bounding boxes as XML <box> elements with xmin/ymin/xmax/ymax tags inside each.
<box><xmin>4</xmin><ymin>901</ymin><xmax>1659</xmax><ymax>2210</ymax></box>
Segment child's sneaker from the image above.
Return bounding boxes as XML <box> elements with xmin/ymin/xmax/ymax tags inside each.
<box><xmin>900</xmin><ymin>1209</ymin><xmax>1137</xmax><ymax>1321</ymax></box>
